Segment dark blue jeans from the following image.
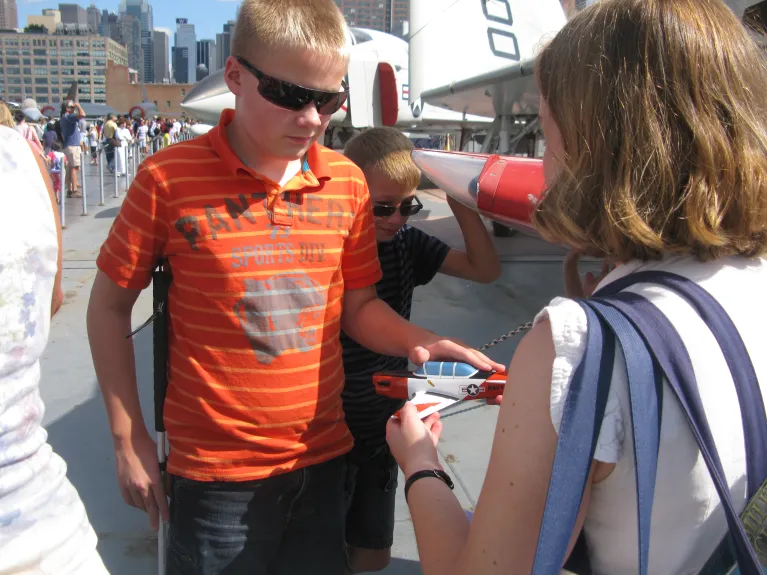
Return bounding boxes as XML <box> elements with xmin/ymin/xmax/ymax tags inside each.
<box><xmin>167</xmin><ymin>455</ymin><xmax>348</xmax><ymax>575</ymax></box>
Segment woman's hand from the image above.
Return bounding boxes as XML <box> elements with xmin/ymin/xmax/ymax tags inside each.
<box><xmin>563</xmin><ymin>249</ymin><xmax>612</xmax><ymax>298</ymax></box>
<box><xmin>387</xmin><ymin>402</ymin><xmax>444</xmax><ymax>478</ymax></box>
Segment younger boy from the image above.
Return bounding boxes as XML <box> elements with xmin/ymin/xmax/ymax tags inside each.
<box><xmin>341</xmin><ymin>127</ymin><xmax>502</xmax><ymax>573</ymax></box>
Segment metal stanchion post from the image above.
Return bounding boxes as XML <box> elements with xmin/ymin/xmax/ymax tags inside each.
<box><xmin>59</xmin><ymin>171</ymin><xmax>66</xmax><ymax>229</ymax></box>
<box><xmin>126</xmin><ymin>144</ymin><xmax>131</xmax><ymax>187</ymax></box>
<box><xmin>80</xmin><ymin>155</ymin><xmax>88</xmax><ymax>216</ymax></box>
<box><xmin>98</xmin><ymin>147</ymin><xmax>105</xmax><ymax>206</ymax></box>
<box><xmin>113</xmin><ymin>147</ymin><xmax>119</xmax><ymax>198</ymax></box>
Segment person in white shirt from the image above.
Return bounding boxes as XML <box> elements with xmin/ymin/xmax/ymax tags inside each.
<box><xmin>0</xmin><ymin>126</ymin><xmax>110</xmax><ymax>574</ymax></box>
<box><xmin>137</xmin><ymin>119</ymin><xmax>149</xmax><ymax>155</ymax></box>
<box><xmin>387</xmin><ymin>1</ymin><xmax>767</xmax><ymax>573</ymax></box>
<box><xmin>114</xmin><ymin>119</ymin><xmax>132</xmax><ymax>177</ymax></box>
<box><xmin>171</xmin><ymin>119</ymin><xmax>182</xmax><ymax>143</ymax></box>
<box><xmin>88</xmin><ymin>125</ymin><xmax>99</xmax><ymax>165</ymax></box>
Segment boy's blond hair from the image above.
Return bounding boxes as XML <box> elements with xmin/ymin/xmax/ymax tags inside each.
<box><xmin>344</xmin><ymin>127</ymin><xmax>422</xmax><ymax>194</ymax></box>
<box><xmin>233</xmin><ymin>0</ymin><xmax>350</xmax><ymax>62</ymax></box>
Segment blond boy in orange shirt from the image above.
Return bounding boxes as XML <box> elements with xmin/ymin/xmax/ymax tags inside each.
<box><xmin>86</xmin><ymin>1</ymin><xmax>503</xmax><ymax>573</ymax></box>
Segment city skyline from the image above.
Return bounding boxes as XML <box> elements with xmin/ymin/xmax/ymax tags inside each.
<box><xmin>13</xmin><ymin>1</ymin><xmax>238</xmax><ymax>48</ymax></box>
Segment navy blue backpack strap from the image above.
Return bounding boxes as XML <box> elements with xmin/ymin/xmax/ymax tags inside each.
<box><xmin>585</xmin><ymin>300</ymin><xmax>664</xmax><ymax>575</ymax></box>
<box><xmin>532</xmin><ymin>269</ymin><xmax>764</xmax><ymax>575</ymax></box>
<box><xmin>596</xmin><ymin>288</ymin><xmax>763</xmax><ymax>574</ymax></box>
<box><xmin>596</xmin><ymin>270</ymin><xmax>767</xmax><ymax>498</ymax></box>
<box><xmin>531</xmin><ymin>304</ymin><xmax>616</xmax><ymax>574</ymax></box>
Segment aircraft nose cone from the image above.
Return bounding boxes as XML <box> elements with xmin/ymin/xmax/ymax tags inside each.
<box><xmin>411</xmin><ymin>150</ymin><xmax>485</xmax><ymax>209</ymax></box>
<box><xmin>182</xmin><ymin>68</ymin><xmax>228</xmax><ymax>105</ymax></box>
<box><xmin>181</xmin><ymin>68</ymin><xmax>235</xmax><ymax>123</ymax></box>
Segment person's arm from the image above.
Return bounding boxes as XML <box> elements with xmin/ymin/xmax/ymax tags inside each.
<box><xmin>342</xmin><ymin>286</ymin><xmax>503</xmax><ymax>370</ymax></box>
<box><xmin>87</xmin><ymin>273</ymin><xmax>169</xmax><ymax>530</ymax></box>
<box><xmin>387</xmin><ymin>321</ymin><xmax>615</xmax><ymax>575</ymax></box>
<box><xmin>30</xmin><ymin>142</ymin><xmax>63</xmax><ymax>316</ymax></box>
<box><xmin>87</xmin><ymin>275</ymin><xmax>144</xmax><ymax>440</ymax></box>
<box><xmin>74</xmin><ymin>102</ymin><xmax>86</xmax><ymax>119</ymax></box>
<box><xmin>438</xmin><ymin>196</ymin><xmax>502</xmax><ymax>283</ymax></box>
<box><xmin>86</xmin><ymin>161</ymin><xmax>170</xmax><ymax>530</ymax></box>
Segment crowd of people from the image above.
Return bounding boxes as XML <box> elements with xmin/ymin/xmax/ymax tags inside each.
<box><xmin>2</xmin><ymin>0</ymin><xmax>767</xmax><ymax>574</ymax></box>
<box><xmin>0</xmin><ymin>99</ymin><xmax>197</xmax><ymax>201</ymax></box>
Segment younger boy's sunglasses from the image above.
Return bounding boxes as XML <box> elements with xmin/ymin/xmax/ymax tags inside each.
<box><xmin>372</xmin><ymin>196</ymin><xmax>423</xmax><ymax>218</ymax></box>
<box><xmin>236</xmin><ymin>56</ymin><xmax>349</xmax><ymax>116</ymax></box>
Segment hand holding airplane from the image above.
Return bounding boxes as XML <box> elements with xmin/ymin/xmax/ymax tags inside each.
<box><xmin>375</xmin><ymin>361</ymin><xmax>507</xmax><ymax>419</ymax></box>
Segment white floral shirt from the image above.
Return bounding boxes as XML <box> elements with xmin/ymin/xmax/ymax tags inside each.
<box><xmin>0</xmin><ymin>127</ymin><xmax>109</xmax><ymax>574</ymax></box>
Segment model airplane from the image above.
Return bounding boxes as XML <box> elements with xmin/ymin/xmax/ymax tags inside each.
<box><xmin>374</xmin><ymin>361</ymin><xmax>506</xmax><ymax>419</ymax></box>
<box><xmin>180</xmin><ymin>27</ymin><xmax>493</xmax><ymax>141</ymax></box>
<box><xmin>406</xmin><ymin>0</ymin><xmax>766</xmax><ymax>236</ymax></box>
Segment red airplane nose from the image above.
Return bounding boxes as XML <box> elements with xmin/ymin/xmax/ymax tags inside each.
<box><xmin>411</xmin><ymin>150</ymin><xmax>546</xmax><ymax>236</ymax></box>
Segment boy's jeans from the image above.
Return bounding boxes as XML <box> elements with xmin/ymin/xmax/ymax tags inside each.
<box><xmin>167</xmin><ymin>455</ymin><xmax>348</xmax><ymax>575</ymax></box>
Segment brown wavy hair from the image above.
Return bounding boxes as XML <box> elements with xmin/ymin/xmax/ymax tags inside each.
<box><xmin>533</xmin><ymin>0</ymin><xmax>767</xmax><ymax>261</ymax></box>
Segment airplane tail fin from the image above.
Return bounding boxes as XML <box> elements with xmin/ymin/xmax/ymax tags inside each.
<box><xmin>408</xmin><ymin>0</ymin><xmax>567</xmax><ymax>109</ymax></box>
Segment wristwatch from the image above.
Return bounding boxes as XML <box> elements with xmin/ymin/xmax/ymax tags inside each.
<box><xmin>404</xmin><ymin>469</ymin><xmax>454</xmax><ymax>502</ymax></box>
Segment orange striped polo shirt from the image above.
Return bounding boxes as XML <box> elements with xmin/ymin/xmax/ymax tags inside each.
<box><xmin>97</xmin><ymin>109</ymin><xmax>382</xmax><ymax>481</ymax></box>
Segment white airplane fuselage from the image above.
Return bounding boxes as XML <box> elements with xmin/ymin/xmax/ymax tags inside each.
<box><xmin>180</xmin><ymin>27</ymin><xmax>492</xmax><ymax>134</ymax></box>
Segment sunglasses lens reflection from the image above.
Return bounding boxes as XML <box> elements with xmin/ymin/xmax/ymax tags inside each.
<box><xmin>372</xmin><ymin>201</ymin><xmax>422</xmax><ymax>218</ymax></box>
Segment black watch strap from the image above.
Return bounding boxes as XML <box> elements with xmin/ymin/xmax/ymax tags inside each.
<box><xmin>404</xmin><ymin>469</ymin><xmax>454</xmax><ymax>502</ymax></box>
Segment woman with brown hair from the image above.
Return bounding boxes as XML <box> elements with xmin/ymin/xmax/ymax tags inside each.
<box><xmin>387</xmin><ymin>0</ymin><xmax>767</xmax><ymax>573</ymax></box>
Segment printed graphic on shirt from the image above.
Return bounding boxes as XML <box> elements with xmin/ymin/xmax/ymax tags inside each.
<box><xmin>235</xmin><ymin>273</ymin><xmax>327</xmax><ymax>364</ymax></box>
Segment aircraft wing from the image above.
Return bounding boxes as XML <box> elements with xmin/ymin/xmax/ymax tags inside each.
<box><xmin>409</xmin><ymin>0</ymin><xmax>764</xmax><ymax>121</ymax></box>
<box><xmin>408</xmin><ymin>0</ymin><xmax>566</xmax><ymax>121</ymax></box>
<box><xmin>403</xmin><ymin>391</ymin><xmax>461</xmax><ymax>420</ymax></box>
<box><xmin>418</xmin><ymin>57</ymin><xmax>537</xmax><ymax>120</ymax></box>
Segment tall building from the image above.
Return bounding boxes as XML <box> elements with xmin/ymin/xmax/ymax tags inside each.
<box><xmin>152</xmin><ymin>28</ymin><xmax>169</xmax><ymax>83</ymax></box>
<box><xmin>59</xmin><ymin>4</ymin><xmax>88</xmax><ymax>26</ymax></box>
<box><xmin>0</xmin><ymin>31</ymin><xmax>127</xmax><ymax>105</ymax></box>
<box><xmin>119</xmin><ymin>0</ymin><xmax>153</xmax><ymax>84</ymax></box>
<box><xmin>334</xmin><ymin>0</ymin><xmax>409</xmax><ymax>37</ymax></box>
<box><xmin>0</xmin><ymin>0</ymin><xmax>17</xmax><ymax>29</ymax></box>
<box><xmin>174</xmin><ymin>18</ymin><xmax>196</xmax><ymax>84</ymax></box>
<box><xmin>119</xmin><ymin>13</ymin><xmax>142</xmax><ymax>77</ymax></box>
<box><xmin>27</xmin><ymin>9</ymin><xmax>61</xmax><ymax>34</ymax></box>
<box><xmin>100</xmin><ymin>10</ymin><xmax>120</xmax><ymax>43</ymax></box>
<box><xmin>215</xmin><ymin>20</ymin><xmax>235</xmax><ymax>70</ymax></box>
<box><xmin>172</xmin><ymin>46</ymin><xmax>189</xmax><ymax>83</ymax></box>
<box><xmin>197</xmin><ymin>39</ymin><xmax>216</xmax><ymax>72</ymax></box>
<box><xmin>87</xmin><ymin>3</ymin><xmax>100</xmax><ymax>33</ymax></box>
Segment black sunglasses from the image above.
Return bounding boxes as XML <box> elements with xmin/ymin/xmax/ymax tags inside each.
<box><xmin>236</xmin><ymin>56</ymin><xmax>349</xmax><ymax>115</ymax></box>
<box><xmin>372</xmin><ymin>196</ymin><xmax>423</xmax><ymax>218</ymax></box>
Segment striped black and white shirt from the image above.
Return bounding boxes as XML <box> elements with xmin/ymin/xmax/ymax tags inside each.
<box><xmin>341</xmin><ymin>224</ymin><xmax>451</xmax><ymax>449</ymax></box>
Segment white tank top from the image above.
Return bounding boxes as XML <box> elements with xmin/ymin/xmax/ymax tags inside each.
<box><xmin>0</xmin><ymin>127</ymin><xmax>108</xmax><ymax>574</ymax></box>
<box><xmin>536</xmin><ymin>254</ymin><xmax>767</xmax><ymax>574</ymax></box>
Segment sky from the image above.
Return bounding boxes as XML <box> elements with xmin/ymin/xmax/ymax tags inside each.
<box><xmin>17</xmin><ymin>0</ymin><xmax>240</xmax><ymax>44</ymax></box>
